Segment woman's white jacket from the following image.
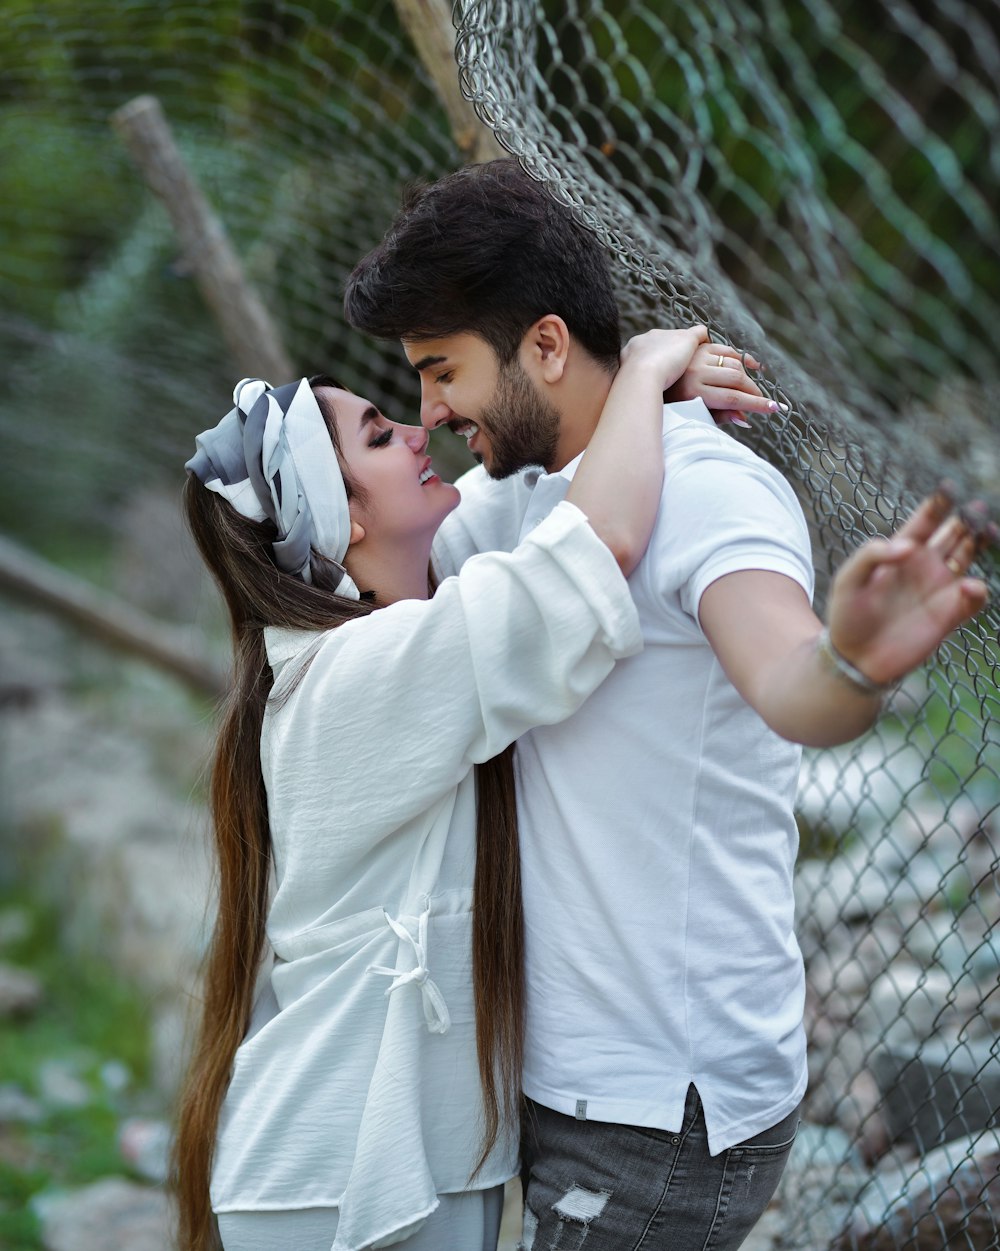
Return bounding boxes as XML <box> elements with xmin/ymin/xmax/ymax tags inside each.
<box><xmin>210</xmin><ymin>500</ymin><xmax>642</xmax><ymax>1251</ymax></box>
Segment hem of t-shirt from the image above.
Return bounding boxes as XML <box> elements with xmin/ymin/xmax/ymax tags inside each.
<box><xmin>528</xmin><ymin>500</ymin><xmax>643</xmax><ymax>659</ymax></box>
<box><xmin>690</xmin><ymin>553</ymin><xmax>814</xmax><ymax>625</ymax></box>
<box><xmin>702</xmin><ymin>1067</ymin><xmax>809</xmax><ymax>1156</ymax></box>
<box><xmin>523</xmin><ymin>1063</ymin><xmax>808</xmax><ymax>1158</ymax></box>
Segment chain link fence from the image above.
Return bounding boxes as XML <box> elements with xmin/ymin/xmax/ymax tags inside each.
<box><xmin>455</xmin><ymin>4</ymin><xmax>1000</xmax><ymax>1247</ymax></box>
<box><xmin>3</xmin><ymin>1</ymin><xmax>999</xmax><ymax>1246</ymax></box>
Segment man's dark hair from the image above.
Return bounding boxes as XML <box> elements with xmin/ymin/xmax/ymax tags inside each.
<box><xmin>344</xmin><ymin>159</ymin><xmax>621</xmax><ymax>372</ymax></box>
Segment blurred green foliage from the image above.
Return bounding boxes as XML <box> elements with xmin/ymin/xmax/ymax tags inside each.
<box><xmin>535</xmin><ymin>0</ymin><xmax>999</xmax><ymax>401</ymax></box>
<box><xmin>0</xmin><ymin>0</ymin><xmax>459</xmax><ymax>554</ymax></box>
<box><xmin>1</xmin><ymin>0</ymin><xmax>997</xmax><ymax>560</ymax></box>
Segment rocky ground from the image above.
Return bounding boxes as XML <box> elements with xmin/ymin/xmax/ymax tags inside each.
<box><xmin>0</xmin><ymin>592</ymin><xmax>210</xmax><ymax>1248</ymax></box>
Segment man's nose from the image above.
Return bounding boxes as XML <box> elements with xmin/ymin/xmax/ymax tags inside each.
<box><xmin>420</xmin><ymin>391</ymin><xmax>453</xmax><ymax>431</ymax></box>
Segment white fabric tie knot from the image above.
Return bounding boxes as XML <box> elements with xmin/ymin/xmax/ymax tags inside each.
<box><xmin>367</xmin><ymin>906</ymin><xmax>451</xmax><ymax>1035</ymax></box>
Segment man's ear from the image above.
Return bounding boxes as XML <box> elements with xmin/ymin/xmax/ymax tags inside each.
<box><xmin>521</xmin><ymin>315</ymin><xmax>570</xmax><ymax>384</ymax></box>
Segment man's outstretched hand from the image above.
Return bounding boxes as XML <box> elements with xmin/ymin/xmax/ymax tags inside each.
<box><xmin>826</xmin><ymin>486</ymin><xmax>997</xmax><ymax>688</ymax></box>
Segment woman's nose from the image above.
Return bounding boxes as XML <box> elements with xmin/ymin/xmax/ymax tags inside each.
<box><xmin>402</xmin><ymin>422</ymin><xmax>429</xmax><ymax>454</ymax></box>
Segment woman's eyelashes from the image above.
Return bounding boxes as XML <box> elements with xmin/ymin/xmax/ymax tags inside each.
<box><xmin>369</xmin><ymin>426</ymin><xmax>393</xmax><ymax>448</ymax></box>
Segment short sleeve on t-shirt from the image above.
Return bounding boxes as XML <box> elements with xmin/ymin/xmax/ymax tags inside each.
<box><xmin>653</xmin><ymin>442</ymin><xmax>815</xmax><ymax>625</ymax></box>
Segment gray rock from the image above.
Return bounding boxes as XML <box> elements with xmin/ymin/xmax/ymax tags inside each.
<box><xmin>798</xmin><ymin>736</ymin><xmax>929</xmax><ymax>838</ymax></box>
<box><xmin>151</xmin><ymin>1001</ymin><xmax>193</xmax><ymax>1099</ymax></box>
<box><xmin>0</xmin><ymin>1082</ymin><xmax>43</xmax><ymax>1124</ymax></box>
<box><xmin>777</xmin><ymin>1122</ymin><xmax>870</xmax><ymax>1249</ymax></box>
<box><xmin>859</xmin><ymin>962</ymin><xmax>953</xmax><ymax>1041</ymax></box>
<box><xmin>741</xmin><ymin>1206</ymin><xmax>782</xmax><ymax>1250</ymax></box>
<box><xmin>0</xmin><ymin>960</ymin><xmax>43</xmax><ymax>1017</ymax></box>
<box><xmin>0</xmin><ymin>606</ymin><xmax>75</xmax><ymax>695</ymax></box>
<box><xmin>100</xmin><ymin>1059</ymin><xmax>132</xmax><ymax>1094</ymax></box>
<box><xmin>36</xmin><ymin>1177</ymin><xmax>173</xmax><ymax>1251</ymax></box>
<box><xmin>38</xmin><ymin>1059</ymin><xmax>91</xmax><ymax>1110</ymax></box>
<box><xmin>118</xmin><ymin>1117</ymin><xmax>172</xmax><ymax>1183</ymax></box>
<box><xmin>872</xmin><ymin>1038</ymin><xmax>1000</xmax><ymax>1153</ymax></box>
<box><xmin>836</xmin><ymin>1131</ymin><xmax>1000</xmax><ymax>1249</ymax></box>
<box><xmin>795</xmin><ymin>852</ymin><xmax>892</xmax><ymax>930</ymax></box>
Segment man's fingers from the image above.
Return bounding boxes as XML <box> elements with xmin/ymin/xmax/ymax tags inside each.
<box><xmin>927</xmin><ymin>514</ymin><xmax>972</xmax><ymax>556</ymax></box>
<box><xmin>934</xmin><ymin>578</ymin><xmax>991</xmax><ymax>638</ymax></box>
<box><xmin>958</xmin><ymin>502</ymin><xmax>998</xmax><ymax>556</ymax></box>
<box><xmin>894</xmin><ymin>482</ymin><xmax>959</xmax><ymax>543</ymax></box>
<box><xmin>977</xmin><ymin>520</ymin><xmax>1000</xmax><ymax>557</ymax></box>
<box><xmin>892</xmin><ymin>490</ymin><xmax>995</xmax><ymax>579</ymax></box>
<box><xmin>959</xmin><ymin>578</ymin><xmax>990</xmax><ymax>616</ymax></box>
<box><xmin>962</xmin><ymin>575</ymin><xmax>989</xmax><ymax>600</ymax></box>
<box><xmin>837</xmin><ymin>536</ymin><xmax>914</xmax><ymax>590</ymax></box>
<box><xmin>936</xmin><ymin>529</ymin><xmax>977</xmax><ymax>575</ymax></box>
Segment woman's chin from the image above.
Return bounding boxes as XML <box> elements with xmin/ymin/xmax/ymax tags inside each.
<box><xmin>437</xmin><ymin>483</ymin><xmax>462</xmax><ymax>515</ymax></box>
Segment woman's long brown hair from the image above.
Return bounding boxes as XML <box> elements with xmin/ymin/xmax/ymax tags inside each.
<box><xmin>472</xmin><ymin>743</ymin><xmax>522</xmax><ymax>1174</ymax></box>
<box><xmin>172</xmin><ymin>385</ymin><xmax>523</xmax><ymax>1248</ymax></box>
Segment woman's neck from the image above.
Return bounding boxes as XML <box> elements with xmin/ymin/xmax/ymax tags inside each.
<box><xmin>345</xmin><ymin>538</ymin><xmax>434</xmax><ymax>604</ymax></box>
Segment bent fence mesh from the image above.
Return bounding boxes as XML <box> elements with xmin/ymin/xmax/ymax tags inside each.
<box><xmin>2</xmin><ymin>1</ymin><xmax>998</xmax><ymax>1246</ymax></box>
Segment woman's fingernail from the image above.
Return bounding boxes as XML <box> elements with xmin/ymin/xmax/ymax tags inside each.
<box><xmin>731</xmin><ymin>416</ymin><xmax>752</xmax><ymax>429</ymax></box>
<box><xmin>768</xmin><ymin>400</ymin><xmax>790</xmax><ymax>413</ymax></box>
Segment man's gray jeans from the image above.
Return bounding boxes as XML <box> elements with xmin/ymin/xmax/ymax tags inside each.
<box><xmin>519</xmin><ymin>1086</ymin><xmax>799</xmax><ymax>1251</ymax></box>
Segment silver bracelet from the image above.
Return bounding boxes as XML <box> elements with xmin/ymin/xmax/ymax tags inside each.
<box><xmin>816</xmin><ymin>627</ymin><xmax>889</xmax><ymax>697</ymax></box>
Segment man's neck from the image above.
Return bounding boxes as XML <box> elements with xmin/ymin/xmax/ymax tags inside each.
<box><xmin>546</xmin><ymin>350</ymin><xmax>617</xmax><ymax>472</ymax></box>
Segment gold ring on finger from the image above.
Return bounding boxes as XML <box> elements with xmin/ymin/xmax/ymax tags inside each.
<box><xmin>944</xmin><ymin>555</ymin><xmax>963</xmax><ymax>576</ymax></box>
<box><xmin>716</xmin><ymin>354</ymin><xmax>726</xmax><ymax>368</ymax></box>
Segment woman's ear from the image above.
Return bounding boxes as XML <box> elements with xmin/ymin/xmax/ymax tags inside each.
<box><xmin>348</xmin><ymin>520</ymin><xmax>366</xmax><ymax>546</ymax></box>
<box><xmin>521</xmin><ymin>314</ymin><xmax>570</xmax><ymax>384</ymax></box>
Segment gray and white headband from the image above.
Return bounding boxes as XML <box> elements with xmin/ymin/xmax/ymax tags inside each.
<box><xmin>186</xmin><ymin>377</ymin><xmax>360</xmax><ymax>600</ymax></box>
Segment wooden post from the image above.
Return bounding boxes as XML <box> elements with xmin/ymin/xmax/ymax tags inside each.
<box><xmin>0</xmin><ymin>534</ymin><xmax>226</xmax><ymax>700</ymax></box>
<box><xmin>111</xmin><ymin>95</ymin><xmax>294</xmax><ymax>383</ymax></box>
<box><xmin>393</xmin><ymin>0</ymin><xmax>506</xmax><ymax>163</ymax></box>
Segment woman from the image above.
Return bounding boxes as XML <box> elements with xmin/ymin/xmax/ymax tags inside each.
<box><xmin>172</xmin><ymin>327</ymin><xmax>710</xmax><ymax>1251</ymax></box>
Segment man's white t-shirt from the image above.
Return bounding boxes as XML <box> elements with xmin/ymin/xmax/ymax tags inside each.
<box><xmin>432</xmin><ymin>401</ymin><xmax>815</xmax><ymax>1155</ymax></box>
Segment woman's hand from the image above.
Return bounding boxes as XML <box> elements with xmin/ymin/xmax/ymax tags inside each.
<box><xmin>664</xmin><ymin>341</ymin><xmax>782</xmax><ymax>427</ymax></box>
<box><xmin>566</xmin><ymin>328</ymin><xmax>709</xmax><ymax>575</ymax></box>
<box><xmin>619</xmin><ymin>326</ymin><xmax>710</xmax><ymax>394</ymax></box>
<box><xmin>826</xmin><ymin>487</ymin><xmax>996</xmax><ymax>687</ymax></box>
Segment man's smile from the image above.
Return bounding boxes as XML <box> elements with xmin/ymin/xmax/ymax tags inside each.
<box><xmin>447</xmin><ymin>418</ymin><xmax>480</xmax><ymax>444</ymax></box>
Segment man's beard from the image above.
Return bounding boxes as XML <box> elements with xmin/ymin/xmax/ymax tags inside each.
<box><xmin>478</xmin><ymin>360</ymin><xmax>561</xmax><ymax>480</ymax></box>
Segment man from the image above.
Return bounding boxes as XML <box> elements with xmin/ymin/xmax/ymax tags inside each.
<box><xmin>344</xmin><ymin>159</ymin><xmax>990</xmax><ymax>1250</ymax></box>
